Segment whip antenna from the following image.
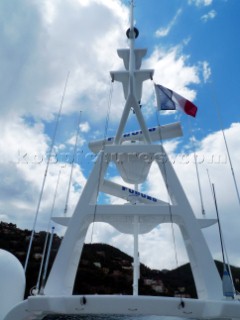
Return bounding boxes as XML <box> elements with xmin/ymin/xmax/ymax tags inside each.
<box><xmin>64</xmin><ymin>111</ymin><xmax>82</xmax><ymax>216</ymax></box>
<box><xmin>24</xmin><ymin>72</ymin><xmax>70</xmax><ymax>272</ymax></box>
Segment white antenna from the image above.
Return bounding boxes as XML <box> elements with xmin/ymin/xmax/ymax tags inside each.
<box><xmin>35</xmin><ymin>169</ymin><xmax>61</xmax><ymax>294</ymax></box>
<box><xmin>212</xmin><ymin>183</ymin><xmax>235</xmax><ymax>298</ymax></box>
<box><xmin>130</xmin><ymin>0</ymin><xmax>134</xmax><ymax>30</ymax></box>
<box><xmin>193</xmin><ymin>144</ymin><xmax>205</xmax><ymax>215</ymax></box>
<box><xmin>64</xmin><ymin>111</ymin><xmax>82</xmax><ymax>216</ymax></box>
<box><xmin>207</xmin><ymin>168</ymin><xmax>235</xmax><ymax>298</ymax></box>
<box><xmin>40</xmin><ymin>226</ymin><xmax>55</xmax><ymax>293</ymax></box>
<box><xmin>24</xmin><ymin>72</ymin><xmax>70</xmax><ymax>273</ymax></box>
<box><xmin>221</xmin><ymin>129</ymin><xmax>240</xmax><ymax>206</ymax></box>
<box><xmin>211</xmin><ymin>90</ymin><xmax>240</xmax><ymax>207</ymax></box>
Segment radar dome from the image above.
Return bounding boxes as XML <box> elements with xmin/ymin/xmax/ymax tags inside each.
<box><xmin>0</xmin><ymin>249</ymin><xmax>25</xmax><ymax>319</ymax></box>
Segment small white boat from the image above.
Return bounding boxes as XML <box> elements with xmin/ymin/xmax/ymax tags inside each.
<box><xmin>1</xmin><ymin>1</ymin><xmax>240</xmax><ymax>319</ymax></box>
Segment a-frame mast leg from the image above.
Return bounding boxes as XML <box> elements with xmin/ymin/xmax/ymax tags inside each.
<box><xmin>44</xmin><ymin>152</ymin><xmax>108</xmax><ymax>295</ymax></box>
<box><xmin>156</xmin><ymin>146</ymin><xmax>223</xmax><ymax>300</ymax></box>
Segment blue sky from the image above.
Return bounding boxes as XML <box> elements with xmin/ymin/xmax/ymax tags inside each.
<box><xmin>0</xmin><ymin>0</ymin><xmax>240</xmax><ymax>271</ymax></box>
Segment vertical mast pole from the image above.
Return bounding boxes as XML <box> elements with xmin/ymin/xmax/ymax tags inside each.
<box><xmin>114</xmin><ymin>0</ymin><xmax>135</xmax><ymax>145</ymax></box>
<box><xmin>130</xmin><ymin>2</ymin><xmax>139</xmax><ymax>295</ymax></box>
<box><xmin>133</xmin><ymin>214</ymin><xmax>139</xmax><ymax>295</ymax></box>
<box><xmin>129</xmin><ymin>0</ymin><xmax>151</xmax><ymax>143</ymax></box>
<box><xmin>133</xmin><ymin>183</ymin><xmax>139</xmax><ymax>296</ymax></box>
<box><xmin>129</xmin><ymin>0</ymin><xmax>137</xmax><ymax>103</ymax></box>
<box><xmin>129</xmin><ymin>0</ymin><xmax>135</xmax><ymax>101</ymax></box>
<box><xmin>114</xmin><ymin>0</ymin><xmax>151</xmax><ymax>144</ymax></box>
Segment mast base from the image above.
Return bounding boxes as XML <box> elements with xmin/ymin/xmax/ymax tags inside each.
<box><xmin>5</xmin><ymin>295</ymin><xmax>240</xmax><ymax>320</ymax></box>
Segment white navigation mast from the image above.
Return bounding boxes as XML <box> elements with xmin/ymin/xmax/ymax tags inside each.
<box><xmin>44</xmin><ymin>0</ymin><xmax>222</xmax><ymax>300</ymax></box>
<box><xmin>3</xmin><ymin>1</ymin><xmax>240</xmax><ymax>319</ymax></box>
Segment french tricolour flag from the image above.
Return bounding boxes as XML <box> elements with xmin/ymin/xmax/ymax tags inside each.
<box><xmin>154</xmin><ymin>84</ymin><xmax>198</xmax><ymax>117</ymax></box>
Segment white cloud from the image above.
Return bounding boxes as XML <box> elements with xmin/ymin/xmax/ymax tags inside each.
<box><xmin>67</xmin><ymin>134</ymin><xmax>85</xmax><ymax>147</ymax></box>
<box><xmin>143</xmin><ymin>46</ymin><xmax>200</xmax><ymax>104</ymax></box>
<box><xmin>84</xmin><ymin>122</ymin><xmax>240</xmax><ymax>270</ymax></box>
<box><xmin>200</xmin><ymin>60</ymin><xmax>211</xmax><ymax>82</ymax></box>
<box><xmin>155</xmin><ymin>9</ymin><xmax>182</xmax><ymax>38</ymax></box>
<box><xmin>143</xmin><ymin>123</ymin><xmax>240</xmax><ymax>269</ymax></box>
<box><xmin>0</xmin><ymin>0</ymin><xmax>128</xmax><ymax>231</ymax></box>
<box><xmin>0</xmin><ymin>0</ymin><xmax>128</xmax><ymax>121</ymax></box>
<box><xmin>201</xmin><ymin>10</ymin><xmax>217</xmax><ymax>22</ymax></box>
<box><xmin>80</xmin><ymin>121</ymin><xmax>90</xmax><ymax>133</ymax></box>
<box><xmin>188</xmin><ymin>0</ymin><xmax>213</xmax><ymax>6</ymax></box>
<box><xmin>0</xmin><ymin>0</ymin><xmax>207</xmax><ymax>127</ymax></box>
<box><xmin>0</xmin><ymin>115</ymin><xmax>86</xmax><ymax>232</ymax></box>
<box><xmin>0</xmin><ymin>0</ymin><xmax>208</xmax><ymax>128</ymax></box>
